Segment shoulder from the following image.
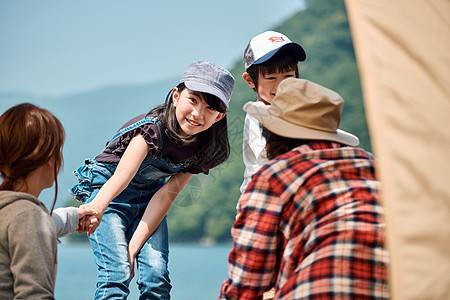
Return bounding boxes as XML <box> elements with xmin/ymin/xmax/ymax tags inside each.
<box><xmin>8</xmin><ymin>200</ymin><xmax>53</xmax><ymax>226</ymax></box>
<box><xmin>1</xmin><ymin>196</ymin><xmax>49</xmax><ymax>220</ymax></box>
<box><xmin>2</xmin><ymin>199</ymin><xmax>55</xmax><ymax>244</ymax></box>
<box><xmin>0</xmin><ymin>192</ymin><xmax>52</xmax><ymax>226</ymax></box>
<box><xmin>139</xmin><ymin>122</ymin><xmax>161</xmax><ymax>154</ymax></box>
<box><xmin>120</xmin><ymin>113</ymin><xmax>162</xmax><ymax>151</ymax></box>
<box><xmin>251</xmin><ymin>150</ymin><xmax>303</xmax><ymax>190</ymax></box>
<box><xmin>244</xmin><ymin>112</ymin><xmax>259</xmax><ymax>129</ymax></box>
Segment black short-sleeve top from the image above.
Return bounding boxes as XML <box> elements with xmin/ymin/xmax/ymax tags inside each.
<box><xmin>95</xmin><ymin>111</ymin><xmax>204</xmax><ymax>174</ymax></box>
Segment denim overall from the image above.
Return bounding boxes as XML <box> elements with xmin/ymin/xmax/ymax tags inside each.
<box><xmin>70</xmin><ymin>116</ymin><xmax>192</xmax><ymax>300</ymax></box>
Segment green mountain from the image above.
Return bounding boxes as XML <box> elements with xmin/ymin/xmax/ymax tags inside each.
<box><xmin>167</xmin><ymin>0</ymin><xmax>371</xmax><ymax>243</ymax></box>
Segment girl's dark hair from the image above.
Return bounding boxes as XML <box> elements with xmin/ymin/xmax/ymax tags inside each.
<box><xmin>0</xmin><ymin>103</ymin><xmax>65</xmax><ymax>214</ymax></box>
<box><xmin>262</xmin><ymin>127</ymin><xmax>311</xmax><ymax>160</ymax></box>
<box><xmin>150</xmin><ymin>83</ymin><xmax>230</xmax><ymax>171</ymax></box>
<box><xmin>247</xmin><ymin>48</ymin><xmax>300</xmax><ymax>90</ymax></box>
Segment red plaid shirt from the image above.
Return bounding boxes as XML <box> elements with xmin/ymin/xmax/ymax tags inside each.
<box><xmin>219</xmin><ymin>142</ymin><xmax>389</xmax><ymax>299</ymax></box>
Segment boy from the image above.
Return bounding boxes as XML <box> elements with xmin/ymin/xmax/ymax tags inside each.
<box><xmin>240</xmin><ymin>30</ymin><xmax>306</xmax><ymax>194</ymax></box>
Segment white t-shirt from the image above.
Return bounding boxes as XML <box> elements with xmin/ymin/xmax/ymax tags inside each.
<box><xmin>240</xmin><ymin>112</ymin><xmax>268</xmax><ymax>194</ymax></box>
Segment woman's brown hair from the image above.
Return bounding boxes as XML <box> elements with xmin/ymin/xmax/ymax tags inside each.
<box><xmin>0</xmin><ymin>103</ymin><xmax>65</xmax><ymax>214</ymax></box>
<box><xmin>262</xmin><ymin>127</ymin><xmax>311</xmax><ymax>160</ymax></box>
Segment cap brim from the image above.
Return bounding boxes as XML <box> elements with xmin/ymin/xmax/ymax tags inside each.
<box><xmin>253</xmin><ymin>43</ymin><xmax>307</xmax><ymax>66</ymax></box>
<box><xmin>243</xmin><ymin>101</ymin><xmax>359</xmax><ymax>147</ymax></box>
<box><xmin>184</xmin><ymin>81</ymin><xmax>229</xmax><ymax>108</ymax></box>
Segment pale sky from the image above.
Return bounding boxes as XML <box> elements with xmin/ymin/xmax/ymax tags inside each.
<box><xmin>0</xmin><ymin>0</ymin><xmax>304</xmax><ymax>97</ymax></box>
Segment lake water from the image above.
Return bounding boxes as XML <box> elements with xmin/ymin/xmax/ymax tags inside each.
<box><xmin>55</xmin><ymin>241</ymin><xmax>232</xmax><ymax>300</ymax></box>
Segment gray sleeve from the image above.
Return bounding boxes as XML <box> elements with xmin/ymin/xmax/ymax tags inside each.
<box><xmin>51</xmin><ymin>207</ymin><xmax>79</xmax><ymax>238</ymax></box>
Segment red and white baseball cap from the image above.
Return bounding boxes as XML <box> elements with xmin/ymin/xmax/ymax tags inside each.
<box><xmin>243</xmin><ymin>30</ymin><xmax>306</xmax><ymax>70</ymax></box>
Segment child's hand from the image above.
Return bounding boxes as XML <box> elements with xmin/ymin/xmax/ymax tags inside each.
<box><xmin>77</xmin><ymin>204</ymin><xmax>103</xmax><ymax>235</ymax></box>
<box><xmin>77</xmin><ymin>215</ymin><xmax>99</xmax><ymax>234</ymax></box>
<box><xmin>87</xmin><ymin>215</ymin><xmax>100</xmax><ymax>234</ymax></box>
<box><xmin>76</xmin><ymin>205</ymin><xmax>96</xmax><ymax>233</ymax></box>
<box><xmin>128</xmin><ymin>247</ymin><xmax>136</xmax><ymax>280</ymax></box>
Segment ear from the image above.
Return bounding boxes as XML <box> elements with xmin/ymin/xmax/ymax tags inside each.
<box><xmin>46</xmin><ymin>157</ymin><xmax>55</xmax><ymax>169</ymax></box>
<box><xmin>172</xmin><ymin>87</ymin><xmax>179</xmax><ymax>107</ymax></box>
<box><xmin>214</xmin><ymin>112</ymin><xmax>226</xmax><ymax>123</ymax></box>
<box><xmin>242</xmin><ymin>72</ymin><xmax>255</xmax><ymax>89</ymax></box>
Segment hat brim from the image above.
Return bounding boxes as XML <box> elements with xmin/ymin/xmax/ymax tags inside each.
<box><xmin>184</xmin><ymin>81</ymin><xmax>229</xmax><ymax>108</ymax></box>
<box><xmin>244</xmin><ymin>101</ymin><xmax>359</xmax><ymax>147</ymax></box>
<box><xmin>253</xmin><ymin>43</ymin><xmax>307</xmax><ymax>66</ymax></box>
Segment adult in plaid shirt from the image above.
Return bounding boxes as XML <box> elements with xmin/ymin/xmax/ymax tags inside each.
<box><xmin>219</xmin><ymin>78</ymin><xmax>389</xmax><ymax>299</ymax></box>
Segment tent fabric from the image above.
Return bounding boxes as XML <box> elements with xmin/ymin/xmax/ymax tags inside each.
<box><xmin>344</xmin><ymin>0</ymin><xmax>450</xmax><ymax>299</ymax></box>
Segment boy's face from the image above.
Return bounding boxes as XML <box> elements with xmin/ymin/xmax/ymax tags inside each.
<box><xmin>243</xmin><ymin>70</ymin><xmax>296</xmax><ymax>105</ymax></box>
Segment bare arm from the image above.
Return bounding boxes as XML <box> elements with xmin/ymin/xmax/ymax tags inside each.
<box><xmin>84</xmin><ymin>134</ymin><xmax>149</xmax><ymax>234</ymax></box>
<box><xmin>128</xmin><ymin>172</ymin><xmax>193</xmax><ymax>259</ymax></box>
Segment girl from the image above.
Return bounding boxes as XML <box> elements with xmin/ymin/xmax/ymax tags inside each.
<box><xmin>0</xmin><ymin>103</ymin><xmax>97</xmax><ymax>299</ymax></box>
<box><xmin>70</xmin><ymin>61</ymin><xmax>235</xmax><ymax>299</ymax></box>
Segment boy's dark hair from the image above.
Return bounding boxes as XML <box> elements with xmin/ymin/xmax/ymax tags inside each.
<box><xmin>247</xmin><ymin>48</ymin><xmax>300</xmax><ymax>90</ymax></box>
<box><xmin>151</xmin><ymin>83</ymin><xmax>230</xmax><ymax>172</ymax></box>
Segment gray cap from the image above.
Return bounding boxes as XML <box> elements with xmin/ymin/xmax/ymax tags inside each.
<box><xmin>179</xmin><ymin>61</ymin><xmax>235</xmax><ymax>108</ymax></box>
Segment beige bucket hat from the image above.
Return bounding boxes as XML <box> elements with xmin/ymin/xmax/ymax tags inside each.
<box><xmin>243</xmin><ymin>78</ymin><xmax>359</xmax><ymax>146</ymax></box>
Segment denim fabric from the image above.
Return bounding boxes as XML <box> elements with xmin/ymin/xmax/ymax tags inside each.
<box><xmin>70</xmin><ymin>117</ymin><xmax>191</xmax><ymax>299</ymax></box>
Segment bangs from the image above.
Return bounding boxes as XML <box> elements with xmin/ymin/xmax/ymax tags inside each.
<box><xmin>259</xmin><ymin>53</ymin><xmax>299</xmax><ymax>76</ymax></box>
<box><xmin>247</xmin><ymin>48</ymin><xmax>300</xmax><ymax>87</ymax></box>
<box><xmin>201</xmin><ymin>92</ymin><xmax>227</xmax><ymax>113</ymax></box>
<box><xmin>179</xmin><ymin>83</ymin><xmax>227</xmax><ymax>113</ymax></box>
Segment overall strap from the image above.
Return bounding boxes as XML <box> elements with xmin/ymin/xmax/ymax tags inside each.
<box><xmin>109</xmin><ymin>116</ymin><xmax>160</xmax><ymax>145</ymax></box>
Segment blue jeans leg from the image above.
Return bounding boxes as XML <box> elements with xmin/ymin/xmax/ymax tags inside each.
<box><xmin>89</xmin><ymin>202</ymin><xmax>171</xmax><ymax>300</ymax></box>
<box><xmin>132</xmin><ymin>217</ymin><xmax>171</xmax><ymax>299</ymax></box>
<box><xmin>89</xmin><ymin>209</ymin><xmax>132</xmax><ymax>300</ymax></box>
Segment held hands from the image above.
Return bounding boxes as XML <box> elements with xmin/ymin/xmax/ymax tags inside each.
<box><xmin>76</xmin><ymin>204</ymin><xmax>103</xmax><ymax>235</ymax></box>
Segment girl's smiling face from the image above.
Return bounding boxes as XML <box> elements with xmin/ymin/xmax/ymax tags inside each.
<box><xmin>172</xmin><ymin>87</ymin><xmax>226</xmax><ymax>136</ymax></box>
